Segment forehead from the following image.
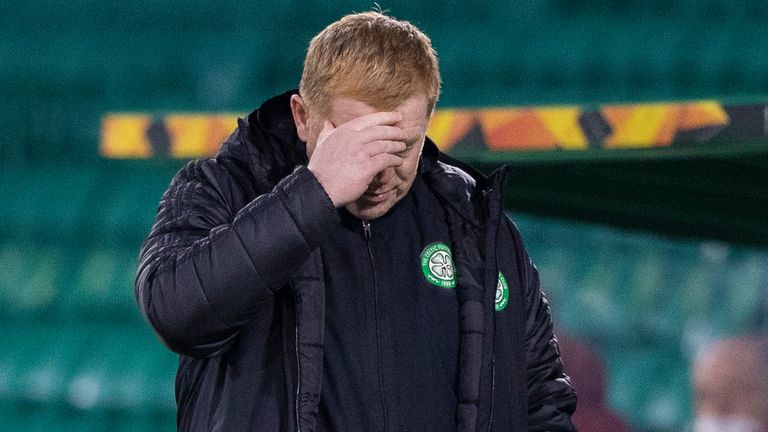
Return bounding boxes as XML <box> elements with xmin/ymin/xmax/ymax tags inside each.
<box><xmin>326</xmin><ymin>95</ymin><xmax>430</xmax><ymax>136</ymax></box>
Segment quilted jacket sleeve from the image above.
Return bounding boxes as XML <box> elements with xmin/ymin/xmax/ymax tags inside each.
<box><xmin>135</xmin><ymin>159</ymin><xmax>338</xmax><ymax>358</ymax></box>
<box><xmin>505</xmin><ymin>219</ymin><xmax>577</xmax><ymax>431</ymax></box>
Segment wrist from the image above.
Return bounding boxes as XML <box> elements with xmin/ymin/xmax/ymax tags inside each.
<box><xmin>306</xmin><ymin>166</ymin><xmax>341</xmax><ymax>208</ymax></box>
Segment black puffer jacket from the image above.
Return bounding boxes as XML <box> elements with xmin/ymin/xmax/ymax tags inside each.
<box><xmin>135</xmin><ymin>90</ymin><xmax>576</xmax><ymax>432</ymax></box>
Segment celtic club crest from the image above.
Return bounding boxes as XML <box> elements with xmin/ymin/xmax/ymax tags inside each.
<box><xmin>420</xmin><ymin>243</ymin><xmax>456</xmax><ymax>289</ymax></box>
<box><xmin>495</xmin><ymin>272</ymin><xmax>509</xmax><ymax>312</ymax></box>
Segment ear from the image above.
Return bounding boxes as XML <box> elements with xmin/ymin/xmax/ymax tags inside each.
<box><xmin>290</xmin><ymin>94</ymin><xmax>310</xmax><ymax>142</ymax></box>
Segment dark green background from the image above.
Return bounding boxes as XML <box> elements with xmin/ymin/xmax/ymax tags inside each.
<box><xmin>2</xmin><ymin>1</ymin><xmax>768</xmax><ymax>431</ymax></box>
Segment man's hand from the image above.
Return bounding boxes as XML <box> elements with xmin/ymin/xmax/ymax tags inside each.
<box><xmin>307</xmin><ymin>111</ymin><xmax>407</xmax><ymax>207</ymax></box>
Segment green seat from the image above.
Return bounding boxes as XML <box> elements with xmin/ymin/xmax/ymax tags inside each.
<box><xmin>0</xmin><ymin>402</ymin><xmax>56</xmax><ymax>432</ymax></box>
<box><xmin>0</xmin><ymin>167</ymin><xmax>98</xmax><ymax>241</ymax></box>
<box><xmin>89</xmin><ymin>163</ymin><xmax>178</xmax><ymax>244</ymax></box>
<box><xmin>0</xmin><ymin>239</ymin><xmax>145</xmax><ymax>324</ymax></box>
<box><xmin>0</xmin><ymin>242</ymin><xmax>65</xmax><ymax>322</ymax></box>
<box><xmin>56</xmin><ymin>244</ymin><xmax>142</xmax><ymax>324</ymax></box>
<box><xmin>64</xmin><ymin>325</ymin><xmax>176</xmax><ymax>411</ymax></box>
<box><xmin>105</xmin><ymin>408</ymin><xmax>176</xmax><ymax>432</ymax></box>
<box><xmin>0</xmin><ymin>401</ymin><xmax>111</xmax><ymax>432</ymax></box>
<box><xmin>0</xmin><ymin>323</ymin><xmax>175</xmax><ymax>430</ymax></box>
<box><xmin>16</xmin><ymin>325</ymin><xmax>89</xmax><ymax>405</ymax></box>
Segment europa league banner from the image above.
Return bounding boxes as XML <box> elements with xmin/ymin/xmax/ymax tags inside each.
<box><xmin>100</xmin><ymin>100</ymin><xmax>767</xmax><ymax>159</ymax></box>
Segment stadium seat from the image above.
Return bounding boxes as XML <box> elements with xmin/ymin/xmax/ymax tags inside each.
<box><xmin>54</xmin><ymin>245</ymin><xmax>141</xmax><ymax>324</ymax></box>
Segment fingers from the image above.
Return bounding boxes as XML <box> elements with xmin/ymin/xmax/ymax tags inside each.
<box><xmin>319</xmin><ymin>117</ymin><xmax>404</xmax><ymax>148</ymax></box>
<box><xmin>369</xmin><ymin>152</ymin><xmax>404</xmax><ymax>173</ymax></box>
<box><xmin>364</xmin><ymin>140</ymin><xmax>407</xmax><ymax>156</ymax></box>
<box><xmin>357</xmin><ymin>125</ymin><xmax>407</xmax><ymax>143</ymax></box>
<box><xmin>344</xmin><ymin>111</ymin><xmax>402</xmax><ymax>131</ymax></box>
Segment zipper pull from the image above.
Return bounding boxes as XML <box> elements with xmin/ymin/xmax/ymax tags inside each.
<box><xmin>362</xmin><ymin>220</ymin><xmax>371</xmax><ymax>240</ymax></box>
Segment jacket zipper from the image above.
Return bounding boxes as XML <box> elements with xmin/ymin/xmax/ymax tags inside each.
<box><xmin>362</xmin><ymin>220</ymin><xmax>390</xmax><ymax>432</ymax></box>
<box><xmin>293</xmin><ymin>289</ymin><xmax>302</xmax><ymax>432</ymax></box>
<box><xmin>488</xmin><ymin>359</ymin><xmax>495</xmax><ymax>431</ymax></box>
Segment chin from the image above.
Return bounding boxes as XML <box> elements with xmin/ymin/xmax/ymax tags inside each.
<box><xmin>348</xmin><ymin>205</ymin><xmax>389</xmax><ymax>221</ymax></box>
<box><xmin>347</xmin><ymin>197</ymin><xmax>397</xmax><ymax>220</ymax></box>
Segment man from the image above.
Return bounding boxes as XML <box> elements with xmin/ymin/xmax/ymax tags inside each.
<box><xmin>692</xmin><ymin>334</ymin><xmax>768</xmax><ymax>432</ymax></box>
<box><xmin>136</xmin><ymin>11</ymin><xmax>576</xmax><ymax>432</ymax></box>
<box><xmin>556</xmin><ymin>336</ymin><xmax>630</xmax><ymax>432</ymax></box>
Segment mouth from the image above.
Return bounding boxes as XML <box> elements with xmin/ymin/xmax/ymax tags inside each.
<box><xmin>362</xmin><ymin>188</ymin><xmax>395</xmax><ymax>203</ymax></box>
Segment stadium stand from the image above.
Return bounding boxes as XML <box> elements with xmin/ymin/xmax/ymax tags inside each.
<box><xmin>2</xmin><ymin>1</ymin><xmax>768</xmax><ymax>431</ymax></box>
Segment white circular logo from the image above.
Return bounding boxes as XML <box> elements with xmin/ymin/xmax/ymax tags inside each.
<box><xmin>429</xmin><ymin>250</ymin><xmax>454</xmax><ymax>281</ymax></box>
<box><xmin>420</xmin><ymin>243</ymin><xmax>456</xmax><ymax>289</ymax></box>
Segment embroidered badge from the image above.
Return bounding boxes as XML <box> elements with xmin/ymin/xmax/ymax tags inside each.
<box><xmin>495</xmin><ymin>272</ymin><xmax>509</xmax><ymax>312</ymax></box>
<box><xmin>420</xmin><ymin>243</ymin><xmax>456</xmax><ymax>289</ymax></box>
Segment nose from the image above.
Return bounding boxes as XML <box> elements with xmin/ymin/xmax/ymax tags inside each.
<box><xmin>372</xmin><ymin>167</ymin><xmax>396</xmax><ymax>186</ymax></box>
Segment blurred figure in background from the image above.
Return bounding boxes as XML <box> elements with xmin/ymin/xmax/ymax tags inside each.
<box><xmin>557</xmin><ymin>335</ymin><xmax>633</xmax><ymax>432</ymax></box>
<box><xmin>692</xmin><ymin>334</ymin><xmax>768</xmax><ymax>432</ymax></box>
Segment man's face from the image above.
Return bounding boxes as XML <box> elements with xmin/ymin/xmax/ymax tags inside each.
<box><xmin>693</xmin><ymin>342</ymin><xmax>768</xmax><ymax>432</ymax></box>
<box><xmin>299</xmin><ymin>95</ymin><xmax>430</xmax><ymax>220</ymax></box>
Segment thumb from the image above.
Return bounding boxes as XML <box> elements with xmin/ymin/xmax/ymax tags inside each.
<box><xmin>318</xmin><ymin>119</ymin><xmax>335</xmax><ymax>143</ymax></box>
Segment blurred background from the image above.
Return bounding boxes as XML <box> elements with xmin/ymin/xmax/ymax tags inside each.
<box><xmin>2</xmin><ymin>1</ymin><xmax>768</xmax><ymax>431</ymax></box>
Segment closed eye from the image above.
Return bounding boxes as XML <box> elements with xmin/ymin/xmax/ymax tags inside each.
<box><xmin>398</xmin><ymin>139</ymin><xmax>420</xmax><ymax>157</ymax></box>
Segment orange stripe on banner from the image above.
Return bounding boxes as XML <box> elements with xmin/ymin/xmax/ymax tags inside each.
<box><xmin>426</xmin><ymin>110</ymin><xmax>477</xmax><ymax>152</ymax></box>
<box><xmin>479</xmin><ymin>109</ymin><xmax>558</xmax><ymax>150</ymax></box>
<box><xmin>99</xmin><ymin>100</ymin><xmax>731</xmax><ymax>158</ymax></box>
<box><xmin>165</xmin><ymin>115</ymin><xmax>240</xmax><ymax>158</ymax></box>
<box><xmin>678</xmin><ymin>102</ymin><xmax>729</xmax><ymax>130</ymax></box>
<box><xmin>100</xmin><ymin>115</ymin><xmax>153</xmax><ymax>158</ymax></box>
